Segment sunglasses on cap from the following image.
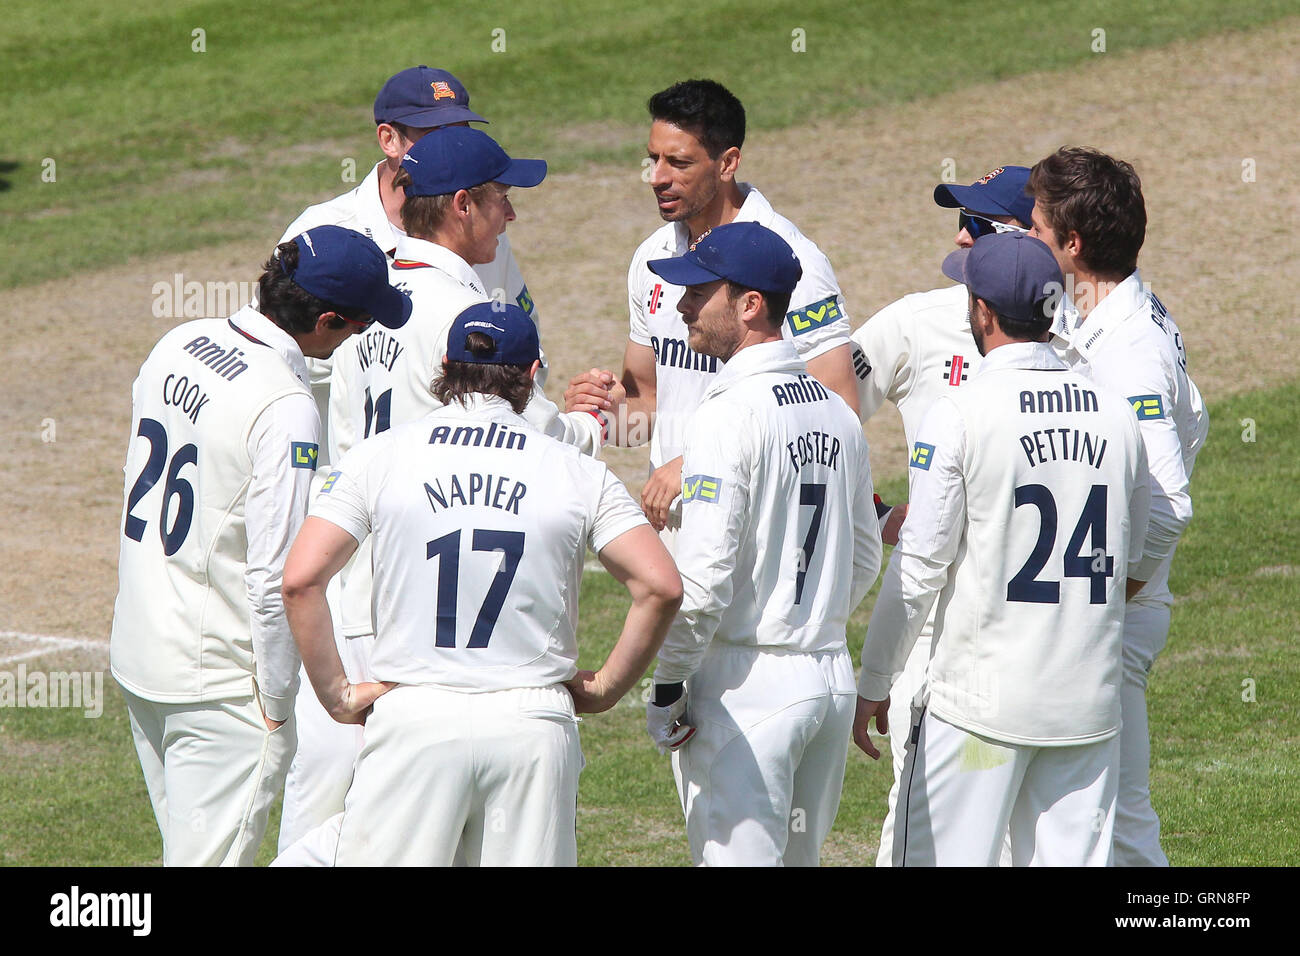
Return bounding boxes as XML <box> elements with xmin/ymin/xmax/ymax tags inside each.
<box><xmin>336</xmin><ymin>313</ymin><xmax>376</xmax><ymax>330</ymax></box>
<box><xmin>959</xmin><ymin>211</ymin><xmax>1029</xmax><ymax>239</ymax></box>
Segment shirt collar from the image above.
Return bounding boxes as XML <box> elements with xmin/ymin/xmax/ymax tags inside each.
<box><xmin>1050</xmin><ymin>270</ymin><xmax>1146</xmax><ymax>360</ymax></box>
<box><xmin>670</xmin><ymin>182</ymin><xmax>768</xmax><ymax>253</ymax></box>
<box><xmin>228</xmin><ymin>304</ymin><xmax>310</xmax><ymax>386</ymax></box>
<box><xmin>974</xmin><ymin>341</ymin><xmax>1067</xmax><ymax>377</ymax></box>
<box><xmin>436</xmin><ymin>393</ymin><xmax>527</xmax><ymax>423</ymax></box>
<box><xmin>356</xmin><ymin>162</ymin><xmax>405</xmax><ymax>257</ymax></box>
<box><xmin>393</xmin><ymin>236</ymin><xmax>488</xmax><ymax>296</ymax></box>
<box><xmin>705</xmin><ymin>337</ymin><xmax>803</xmax><ymax>399</ymax></box>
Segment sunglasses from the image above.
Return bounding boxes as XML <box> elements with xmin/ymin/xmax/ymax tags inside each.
<box><xmin>337</xmin><ymin>313</ymin><xmax>376</xmax><ymax>330</ymax></box>
<box><xmin>958</xmin><ymin>211</ymin><xmax>1029</xmax><ymax>239</ymax></box>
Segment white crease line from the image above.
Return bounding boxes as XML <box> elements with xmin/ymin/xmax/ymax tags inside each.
<box><xmin>583</xmin><ymin>560</ymin><xmax>607</xmax><ymax>574</ymax></box>
<box><xmin>0</xmin><ymin>631</ymin><xmax>107</xmax><ymax>666</ymax></box>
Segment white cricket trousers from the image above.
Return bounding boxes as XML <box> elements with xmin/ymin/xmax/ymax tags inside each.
<box><xmin>1115</xmin><ymin>600</ymin><xmax>1171</xmax><ymax>867</ymax></box>
<box><xmin>276</xmin><ymin>612</ymin><xmax>372</xmax><ymax>852</ymax></box>
<box><xmin>121</xmin><ymin>685</ymin><xmax>295</xmax><ymax>866</ymax></box>
<box><xmin>876</xmin><ymin>622</ymin><xmax>933</xmax><ymax>867</ymax></box>
<box><xmin>334</xmin><ymin>683</ymin><xmax>583</xmax><ymax>866</ymax></box>
<box><xmin>894</xmin><ymin>709</ymin><xmax>1118</xmax><ymax>866</ymax></box>
<box><xmin>672</xmin><ymin>643</ymin><xmax>856</xmax><ymax>866</ymax></box>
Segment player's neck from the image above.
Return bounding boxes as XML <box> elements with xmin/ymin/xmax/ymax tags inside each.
<box><xmin>685</xmin><ymin>182</ymin><xmax>746</xmax><ymax>243</ymax></box>
<box><xmin>378</xmin><ymin>159</ymin><xmax>405</xmax><ymax>229</ymax></box>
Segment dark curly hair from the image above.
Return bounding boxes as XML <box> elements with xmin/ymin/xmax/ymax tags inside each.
<box><xmin>257</xmin><ymin>241</ymin><xmax>369</xmax><ymax>334</ymax></box>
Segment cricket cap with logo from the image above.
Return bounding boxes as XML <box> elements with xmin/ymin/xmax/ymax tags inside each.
<box><xmin>447</xmin><ymin>302</ymin><xmax>540</xmax><ymax>366</ymax></box>
<box><xmin>941</xmin><ymin>231</ymin><xmax>1063</xmax><ymax>327</ymax></box>
<box><xmin>646</xmin><ymin>221</ymin><xmax>803</xmax><ymax>294</ymax></box>
<box><xmin>400</xmin><ymin>126</ymin><xmax>547</xmax><ymax>197</ymax></box>
<box><xmin>286</xmin><ymin>226</ymin><xmax>411</xmax><ymax>329</ymax></box>
<box><xmin>933</xmin><ymin>165</ymin><xmax>1034</xmax><ymax>227</ymax></box>
<box><xmin>373</xmin><ymin>65</ymin><xmax>487</xmax><ymax>127</ymax></box>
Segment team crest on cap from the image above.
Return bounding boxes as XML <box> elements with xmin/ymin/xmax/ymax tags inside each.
<box><xmin>976</xmin><ymin>167</ymin><xmax>1006</xmax><ymax>185</ymax></box>
<box><xmin>688</xmin><ymin>228</ymin><xmax>712</xmax><ymax>252</ymax></box>
<box><xmin>431</xmin><ymin>81</ymin><xmax>456</xmax><ymax>100</ymax></box>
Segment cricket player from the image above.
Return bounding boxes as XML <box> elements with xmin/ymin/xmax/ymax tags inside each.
<box><xmin>642</xmin><ymin>222</ymin><xmax>882</xmax><ymax>866</ymax></box>
<box><xmin>277</xmin><ymin>65</ymin><xmax>545</xmax><ymax>852</ymax></box>
<box><xmin>564</xmin><ymin>78</ymin><xmax>858</xmax><ymax>537</ymax></box>
<box><xmin>850</xmin><ymin>164</ymin><xmax>1035</xmax><ymax>866</ymax></box>
<box><xmin>110</xmin><ymin>226</ymin><xmax>410</xmax><ymax>866</ymax></box>
<box><xmin>854</xmin><ymin>232</ymin><xmax>1151</xmax><ymax>866</ymax></box>
<box><xmin>277</xmin><ymin>125</ymin><xmax>601</xmax><ymax>861</ymax></box>
<box><xmin>282</xmin><ymin>303</ymin><xmax>681</xmax><ymax>866</ymax></box>
<box><xmin>1027</xmin><ymin>147</ymin><xmax>1209</xmax><ymax>866</ymax></box>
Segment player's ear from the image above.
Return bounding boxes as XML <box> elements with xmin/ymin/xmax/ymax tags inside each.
<box><xmin>1065</xmin><ymin>229</ymin><xmax>1084</xmax><ymax>259</ymax></box>
<box><xmin>717</xmin><ymin>145</ymin><xmax>741</xmax><ymax>182</ymax></box>
<box><xmin>528</xmin><ymin>359</ymin><xmax>541</xmax><ymax>382</ymax></box>
<box><xmin>454</xmin><ymin>188</ymin><xmax>474</xmax><ymax>220</ymax></box>
<box><xmin>376</xmin><ymin>124</ymin><xmax>404</xmax><ymax>160</ymax></box>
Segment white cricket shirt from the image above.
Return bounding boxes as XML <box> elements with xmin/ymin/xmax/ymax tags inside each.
<box><xmin>328</xmin><ymin>236</ymin><xmax>600</xmax><ymax>637</ymax></box>
<box><xmin>654</xmin><ymin>339</ymin><xmax>882</xmax><ymax>684</ymax></box>
<box><xmin>628</xmin><ymin>184</ymin><xmax>853</xmax><ymax>468</ymax></box>
<box><xmin>311</xmin><ymin>396</ymin><xmax>646</xmax><ymax>690</ymax></box>
<box><xmin>279</xmin><ymin>162</ymin><xmax>542</xmax><ymax>466</ymax></box>
<box><xmin>1050</xmin><ymin>270</ymin><xmax>1208</xmax><ymax>606</ymax></box>
<box><xmin>850</xmin><ymin>284</ymin><xmax>980</xmax><ymax>448</ymax></box>
<box><xmin>110</xmin><ymin>306</ymin><xmax>320</xmax><ymax>721</ymax></box>
<box><xmin>860</xmin><ymin>342</ymin><xmax>1152</xmax><ymax>746</ymax></box>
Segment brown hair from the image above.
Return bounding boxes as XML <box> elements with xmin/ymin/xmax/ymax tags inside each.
<box><xmin>392</xmin><ymin>169</ymin><xmax>498</xmax><ymax>238</ymax></box>
<box><xmin>1027</xmin><ymin>146</ymin><xmax>1146</xmax><ymax>279</ymax></box>
<box><xmin>431</xmin><ymin>331</ymin><xmax>534</xmax><ymax>414</ymax></box>
<box><xmin>257</xmin><ymin>241</ymin><xmax>366</xmax><ymax>334</ymax></box>
<box><xmin>725</xmin><ymin>281</ymin><xmax>791</xmax><ymax>331</ymax></box>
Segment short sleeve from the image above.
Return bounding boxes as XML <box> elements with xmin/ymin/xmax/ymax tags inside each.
<box><xmin>587</xmin><ymin>464</ymin><xmax>650</xmax><ymax>553</ymax></box>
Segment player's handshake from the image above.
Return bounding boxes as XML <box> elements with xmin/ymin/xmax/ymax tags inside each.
<box><xmin>564</xmin><ymin>367</ymin><xmax>622</xmax><ymax>413</ymax></box>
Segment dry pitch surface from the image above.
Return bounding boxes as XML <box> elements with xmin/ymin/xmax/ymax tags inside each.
<box><xmin>2</xmin><ymin>21</ymin><xmax>1297</xmax><ymax>649</ymax></box>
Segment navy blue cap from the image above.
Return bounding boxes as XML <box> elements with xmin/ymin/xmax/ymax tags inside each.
<box><xmin>647</xmin><ymin>222</ymin><xmax>803</xmax><ymax>295</ymax></box>
<box><xmin>934</xmin><ymin>166</ymin><xmax>1034</xmax><ymax>228</ymax></box>
<box><xmin>447</xmin><ymin>303</ymin><xmax>540</xmax><ymax>365</ymax></box>
<box><xmin>373</xmin><ymin>66</ymin><xmax>487</xmax><ymax>127</ymax></box>
<box><xmin>941</xmin><ymin>232</ymin><xmax>1063</xmax><ymax>325</ymax></box>
<box><xmin>287</xmin><ymin>226</ymin><xmax>411</xmax><ymax>329</ymax></box>
<box><xmin>400</xmin><ymin>126</ymin><xmax>547</xmax><ymax>197</ymax></box>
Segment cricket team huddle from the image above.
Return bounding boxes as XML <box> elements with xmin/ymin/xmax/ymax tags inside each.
<box><xmin>109</xmin><ymin>67</ymin><xmax>1208</xmax><ymax>867</ymax></box>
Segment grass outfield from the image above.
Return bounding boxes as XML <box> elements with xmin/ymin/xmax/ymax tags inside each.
<box><xmin>3</xmin><ymin>0</ymin><xmax>1297</xmax><ymax>288</ymax></box>
<box><xmin>1</xmin><ymin>384</ymin><xmax>1294</xmax><ymax>865</ymax></box>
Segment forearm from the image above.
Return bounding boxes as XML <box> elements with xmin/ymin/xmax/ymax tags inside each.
<box><xmin>284</xmin><ymin>580</ymin><xmax>350</xmax><ymax>720</ymax></box>
<box><xmin>595</xmin><ymin>589</ymin><xmax>681</xmax><ymax>703</ymax></box>
<box><xmin>607</xmin><ymin>392</ymin><xmax>656</xmax><ymax>448</ymax></box>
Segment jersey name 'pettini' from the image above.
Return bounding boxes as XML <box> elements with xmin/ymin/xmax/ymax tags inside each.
<box><xmin>428</xmin><ymin>421</ymin><xmax>527</xmax><ymax>451</ymax></box>
<box><xmin>354</xmin><ymin>327</ymin><xmax>404</xmax><ymax>373</ymax></box>
<box><xmin>1018</xmin><ymin>428</ymin><xmax>1110</xmax><ymax>470</ymax></box>
<box><xmin>1018</xmin><ymin>383</ymin><xmax>1098</xmax><ymax>414</ymax></box>
<box><xmin>786</xmin><ymin>430</ymin><xmax>842</xmax><ymax>472</ymax></box>
<box><xmin>424</xmin><ymin>473</ymin><xmax>528</xmax><ymax>515</ymax></box>
<box><xmin>771</xmin><ymin>373</ymin><xmax>829</xmax><ymax>407</ymax></box>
